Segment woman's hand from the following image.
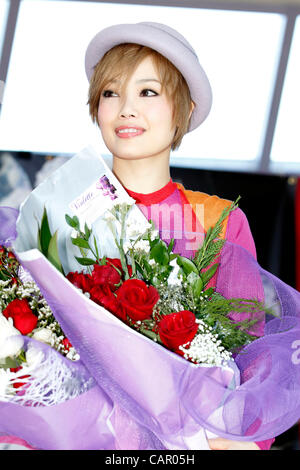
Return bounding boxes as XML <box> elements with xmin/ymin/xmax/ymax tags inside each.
<box><xmin>208</xmin><ymin>437</ymin><xmax>260</xmax><ymax>450</ymax></box>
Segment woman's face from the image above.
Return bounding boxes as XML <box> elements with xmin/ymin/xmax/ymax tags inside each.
<box><xmin>97</xmin><ymin>56</ymin><xmax>176</xmax><ymax>163</ymax></box>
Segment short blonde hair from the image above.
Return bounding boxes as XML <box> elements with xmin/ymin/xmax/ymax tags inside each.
<box><xmin>87</xmin><ymin>43</ymin><xmax>193</xmax><ymax>150</ymax></box>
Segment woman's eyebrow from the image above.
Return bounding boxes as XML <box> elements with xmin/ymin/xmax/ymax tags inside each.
<box><xmin>108</xmin><ymin>78</ymin><xmax>161</xmax><ymax>85</ymax></box>
<box><xmin>136</xmin><ymin>78</ymin><xmax>161</xmax><ymax>84</ymax></box>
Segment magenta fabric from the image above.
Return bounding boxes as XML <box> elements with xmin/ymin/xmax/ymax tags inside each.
<box><xmin>226</xmin><ymin>208</ymin><xmax>257</xmax><ymax>260</ymax></box>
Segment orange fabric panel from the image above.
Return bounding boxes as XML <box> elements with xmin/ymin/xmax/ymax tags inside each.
<box><xmin>175</xmin><ymin>183</ymin><xmax>232</xmax><ymax>240</ymax></box>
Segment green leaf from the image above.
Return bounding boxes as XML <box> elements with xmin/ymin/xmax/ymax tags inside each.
<box><xmin>150</xmin><ymin>240</ymin><xmax>169</xmax><ymax>265</ymax></box>
<box><xmin>186</xmin><ymin>271</ymin><xmax>204</xmax><ymax>297</ymax></box>
<box><xmin>47</xmin><ymin>231</ymin><xmax>64</xmax><ymax>274</ymax></box>
<box><xmin>84</xmin><ymin>222</ymin><xmax>91</xmax><ymax>239</ymax></box>
<box><xmin>75</xmin><ymin>256</ymin><xmax>96</xmax><ymax>266</ymax></box>
<box><xmin>93</xmin><ymin>236</ymin><xmax>99</xmax><ymax>260</ymax></box>
<box><xmin>71</xmin><ymin>237</ymin><xmax>90</xmax><ymax>249</ymax></box>
<box><xmin>142</xmin><ymin>259</ymin><xmax>153</xmax><ymax>275</ymax></box>
<box><xmin>176</xmin><ymin>256</ymin><xmax>199</xmax><ymax>276</ymax></box>
<box><xmin>0</xmin><ymin>269</ymin><xmax>11</xmax><ymax>281</ymax></box>
<box><xmin>99</xmin><ymin>256</ymin><xmax>107</xmax><ymax>266</ymax></box>
<box><xmin>134</xmin><ymin>261</ymin><xmax>148</xmax><ymax>279</ymax></box>
<box><xmin>202</xmin><ymin>287</ymin><xmax>215</xmax><ymax>298</ymax></box>
<box><xmin>65</xmin><ymin>214</ymin><xmax>80</xmax><ymax>230</ymax></box>
<box><xmin>167</xmin><ymin>238</ymin><xmax>175</xmax><ymax>254</ymax></box>
<box><xmin>40</xmin><ymin>207</ymin><xmax>52</xmax><ymax>256</ymax></box>
<box><xmin>200</xmin><ymin>263</ymin><xmax>219</xmax><ymax>287</ymax></box>
<box><xmin>0</xmin><ymin>356</ymin><xmax>21</xmax><ymax>370</ymax></box>
<box><xmin>37</xmin><ymin>226</ymin><xmax>42</xmax><ymax>252</ymax></box>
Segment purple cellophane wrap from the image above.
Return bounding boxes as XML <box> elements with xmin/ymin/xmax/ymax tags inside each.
<box><xmin>0</xmin><ymin>206</ymin><xmax>18</xmax><ymax>246</ymax></box>
<box><xmin>1</xmin><ymin>208</ymin><xmax>300</xmax><ymax>449</ymax></box>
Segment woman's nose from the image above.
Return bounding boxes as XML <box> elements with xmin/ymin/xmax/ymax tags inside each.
<box><xmin>119</xmin><ymin>96</ymin><xmax>138</xmax><ymax>119</ymax></box>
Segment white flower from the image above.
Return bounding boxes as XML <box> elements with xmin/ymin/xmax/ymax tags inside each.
<box><xmin>25</xmin><ymin>345</ymin><xmax>45</xmax><ymax>368</ymax></box>
<box><xmin>123</xmin><ymin>240</ymin><xmax>132</xmax><ymax>254</ymax></box>
<box><xmin>149</xmin><ymin>229</ymin><xmax>159</xmax><ymax>241</ymax></box>
<box><xmin>0</xmin><ymin>314</ymin><xmax>24</xmax><ymax>360</ymax></box>
<box><xmin>32</xmin><ymin>328</ymin><xmax>55</xmax><ymax>347</ymax></box>
<box><xmin>126</xmin><ymin>225</ymin><xmax>141</xmax><ymax>239</ymax></box>
<box><xmin>126</xmin><ymin>219</ymin><xmax>151</xmax><ymax>239</ymax></box>
<box><xmin>103</xmin><ymin>211</ymin><xmax>116</xmax><ymax>222</ymax></box>
<box><xmin>167</xmin><ymin>258</ymin><xmax>182</xmax><ymax>287</ymax></box>
<box><xmin>134</xmin><ymin>239</ymin><xmax>150</xmax><ymax>253</ymax></box>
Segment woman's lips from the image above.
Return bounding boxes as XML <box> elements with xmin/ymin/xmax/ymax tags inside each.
<box><xmin>115</xmin><ymin>126</ymin><xmax>145</xmax><ymax>139</ymax></box>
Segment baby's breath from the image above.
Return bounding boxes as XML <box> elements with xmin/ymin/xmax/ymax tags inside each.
<box><xmin>179</xmin><ymin>319</ymin><xmax>232</xmax><ymax>367</ymax></box>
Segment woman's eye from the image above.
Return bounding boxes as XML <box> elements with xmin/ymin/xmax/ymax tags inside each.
<box><xmin>102</xmin><ymin>90</ymin><xmax>118</xmax><ymax>98</ymax></box>
<box><xmin>140</xmin><ymin>89</ymin><xmax>158</xmax><ymax>97</ymax></box>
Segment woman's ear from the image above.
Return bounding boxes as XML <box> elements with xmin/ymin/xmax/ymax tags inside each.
<box><xmin>189</xmin><ymin>101</ymin><xmax>195</xmax><ymax>120</ymax></box>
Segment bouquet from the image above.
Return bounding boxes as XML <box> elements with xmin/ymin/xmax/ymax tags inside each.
<box><xmin>59</xmin><ymin>197</ymin><xmax>266</xmax><ymax>368</ymax></box>
<box><xmin>1</xmin><ymin>146</ymin><xmax>300</xmax><ymax>450</ymax></box>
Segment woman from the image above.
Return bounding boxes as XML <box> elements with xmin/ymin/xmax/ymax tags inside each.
<box><xmin>85</xmin><ymin>22</ymin><xmax>273</xmax><ymax>449</ymax></box>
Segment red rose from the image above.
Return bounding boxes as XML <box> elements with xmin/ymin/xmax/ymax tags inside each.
<box><xmin>116</xmin><ymin>279</ymin><xmax>159</xmax><ymax>322</ymax></box>
<box><xmin>105</xmin><ymin>258</ymin><xmax>122</xmax><ymax>271</ymax></box>
<box><xmin>92</xmin><ymin>262</ymin><xmax>122</xmax><ymax>291</ymax></box>
<box><xmin>158</xmin><ymin>310</ymin><xmax>198</xmax><ymax>353</ymax></box>
<box><xmin>3</xmin><ymin>299</ymin><xmax>38</xmax><ymax>335</ymax></box>
<box><xmin>90</xmin><ymin>284</ymin><xmax>123</xmax><ymax>319</ymax></box>
<box><xmin>91</xmin><ymin>258</ymin><xmax>132</xmax><ymax>290</ymax></box>
<box><xmin>62</xmin><ymin>338</ymin><xmax>72</xmax><ymax>352</ymax></box>
<box><xmin>106</xmin><ymin>258</ymin><xmax>132</xmax><ymax>274</ymax></box>
<box><xmin>66</xmin><ymin>271</ymin><xmax>93</xmax><ymax>293</ymax></box>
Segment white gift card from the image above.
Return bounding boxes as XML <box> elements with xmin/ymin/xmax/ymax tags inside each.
<box><xmin>69</xmin><ymin>174</ymin><xmax>120</xmax><ymax>226</ymax></box>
